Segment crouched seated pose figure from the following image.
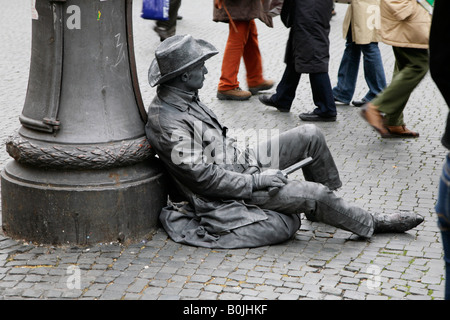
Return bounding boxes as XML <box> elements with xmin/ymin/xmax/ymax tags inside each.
<box><xmin>145</xmin><ymin>35</ymin><xmax>423</xmax><ymax>249</ymax></box>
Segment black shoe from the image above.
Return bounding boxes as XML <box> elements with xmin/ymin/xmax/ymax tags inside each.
<box><xmin>258</xmin><ymin>95</ymin><xmax>290</xmax><ymax>112</ymax></box>
<box><xmin>372</xmin><ymin>212</ymin><xmax>424</xmax><ymax>233</ymax></box>
<box><xmin>299</xmin><ymin>112</ymin><xmax>336</xmax><ymax>122</ymax></box>
<box><xmin>352</xmin><ymin>99</ymin><xmax>368</xmax><ymax>107</ymax></box>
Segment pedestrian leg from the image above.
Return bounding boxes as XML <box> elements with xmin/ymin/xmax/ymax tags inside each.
<box><xmin>435</xmin><ymin>153</ymin><xmax>450</xmax><ymax>300</ymax></box>
<box><xmin>361</xmin><ymin>42</ymin><xmax>386</xmax><ymax>101</ymax></box>
<box><xmin>333</xmin><ymin>31</ymin><xmax>362</xmax><ymax>104</ymax></box>
<box><xmin>242</xmin><ymin>20</ymin><xmax>264</xmax><ymax>88</ymax></box>
<box><xmin>309</xmin><ymin>72</ymin><xmax>337</xmax><ymax>117</ymax></box>
<box><xmin>218</xmin><ymin>21</ymin><xmax>251</xmax><ymax>91</ymax></box>
<box><xmin>155</xmin><ymin>0</ymin><xmax>182</xmax><ymax>41</ymax></box>
<box><xmin>269</xmin><ymin>66</ymin><xmax>300</xmax><ymax>109</ymax></box>
<box><xmin>371</xmin><ymin>47</ymin><xmax>429</xmax><ymax>127</ymax></box>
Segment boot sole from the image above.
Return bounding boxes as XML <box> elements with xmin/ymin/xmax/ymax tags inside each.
<box><xmin>248</xmin><ymin>85</ymin><xmax>274</xmax><ymax>95</ymax></box>
<box><xmin>258</xmin><ymin>96</ymin><xmax>290</xmax><ymax>112</ymax></box>
<box><xmin>386</xmin><ymin>127</ymin><xmax>420</xmax><ymax>138</ymax></box>
<box><xmin>299</xmin><ymin>115</ymin><xmax>336</xmax><ymax>122</ymax></box>
<box><xmin>217</xmin><ymin>92</ymin><xmax>251</xmax><ymax>101</ymax></box>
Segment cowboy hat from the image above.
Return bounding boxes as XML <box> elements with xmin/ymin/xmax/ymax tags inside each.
<box><xmin>148</xmin><ymin>34</ymin><xmax>218</xmax><ymax>87</ymax></box>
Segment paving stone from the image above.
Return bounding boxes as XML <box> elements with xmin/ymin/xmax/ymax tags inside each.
<box><xmin>98</xmin><ymin>291</ymin><xmax>124</xmax><ymax>300</ymax></box>
<box><xmin>321</xmin><ymin>286</ymin><xmax>343</xmax><ymax>296</ymax></box>
<box><xmin>203</xmin><ymin>284</ymin><xmax>223</xmax><ymax>293</ymax></box>
<box><xmin>83</xmin><ymin>289</ymin><xmax>104</xmax><ymax>298</ymax></box>
<box><xmin>127</xmin><ymin>279</ymin><xmax>149</xmax><ymax>293</ymax></box>
<box><xmin>257</xmin><ymin>291</ymin><xmax>280</xmax><ymax>300</ymax></box>
<box><xmin>239</xmin><ymin>288</ymin><xmax>259</xmax><ymax>297</ymax></box>
<box><xmin>343</xmin><ymin>290</ymin><xmax>366</xmax><ymax>300</ymax></box>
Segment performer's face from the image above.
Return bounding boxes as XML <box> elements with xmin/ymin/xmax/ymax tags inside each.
<box><xmin>185</xmin><ymin>62</ymin><xmax>207</xmax><ymax>91</ymax></box>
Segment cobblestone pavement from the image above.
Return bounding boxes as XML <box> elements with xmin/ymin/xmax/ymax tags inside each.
<box><xmin>0</xmin><ymin>1</ymin><xmax>447</xmax><ymax>301</ymax></box>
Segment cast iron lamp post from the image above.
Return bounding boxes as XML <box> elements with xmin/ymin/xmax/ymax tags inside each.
<box><xmin>1</xmin><ymin>0</ymin><xmax>167</xmax><ymax>245</ymax></box>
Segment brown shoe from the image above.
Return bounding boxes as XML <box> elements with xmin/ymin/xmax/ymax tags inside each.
<box><xmin>248</xmin><ymin>79</ymin><xmax>275</xmax><ymax>95</ymax></box>
<box><xmin>385</xmin><ymin>125</ymin><xmax>419</xmax><ymax>138</ymax></box>
<box><xmin>217</xmin><ymin>87</ymin><xmax>252</xmax><ymax>101</ymax></box>
<box><xmin>360</xmin><ymin>103</ymin><xmax>391</xmax><ymax>138</ymax></box>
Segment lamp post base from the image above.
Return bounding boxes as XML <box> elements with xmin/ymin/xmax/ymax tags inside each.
<box><xmin>1</xmin><ymin>158</ymin><xmax>167</xmax><ymax>245</ymax></box>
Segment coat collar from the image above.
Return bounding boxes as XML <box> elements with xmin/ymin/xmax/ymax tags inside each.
<box><xmin>157</xmin><ymin>85</ymin><xmax>223</xmax><ymax>131</ymax></box>
<box><xmin>157</xmin><ymin>85</ymin><xmax>196</xmax><ymax>112</ymax></box>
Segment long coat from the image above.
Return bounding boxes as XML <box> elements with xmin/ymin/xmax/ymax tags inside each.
<box><xmin>145</xmin><ymin>85</ymin><xmax>300</xmax><ymax>249</ymax></box>
<box><xmin>343</xmin><ymin>0</ymin><xmax>382</xmax><ymax>44</ymax></box>
<box><xmin>281</xmin><ymin>0</ymin><xmax>333</xmax><ymax>74</ymax></box>
<box><xmin>379</xmin><ymin>0</ymin><xmax>431</xmax><ymax>49</ymax></box>
<box><xmin>213</xmin><ymin>0</ymin><xmax>273</xmax><ymax>27</ymax></box>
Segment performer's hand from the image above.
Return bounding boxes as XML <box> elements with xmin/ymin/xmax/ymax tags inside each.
<box><xmin>252</xmin><ymin>171</ymin><xmax>287</xmax><ymax>191</ymax></box>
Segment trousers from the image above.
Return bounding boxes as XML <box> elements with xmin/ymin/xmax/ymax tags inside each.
<box><xmin>218</xmin><ymin>19</ymin><xmax>264</xmax><ymax>91</ymax></box>
<box><xmin>249</xmin><ymin>125</ymin><xmax>375</xmax><ymax>238</ymax></box>
<box><xmin>371</xmin><ymin>46</ymin><xmax>429</xmax><ymax>126</ymax></box>
<box><xmin>272</xmin><ymin>60</ymin><xmax>337</xmax><ymax>116</ymax></box>
<box><xmin>155</xmin><ymin>0</ymin><xmax>182</xmax><ymax>40</ymax></box>
<box><xmin>435</xmin><ymin>155</ymin><xmax>450</xmax><ymax>300</ymax></box>
<box><xmin>333</xmin><ymin>29</ymin><xmax>386</xmax><ymax>104</ymax></box>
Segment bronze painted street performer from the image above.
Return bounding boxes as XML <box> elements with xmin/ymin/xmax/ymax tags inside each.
<box><xmin>145</xmin><ymin>35</ymin><xmax>424</xmax><ymax>249</ymax></box>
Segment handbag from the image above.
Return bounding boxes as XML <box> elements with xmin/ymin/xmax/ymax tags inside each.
<box><xmin>141</xmin><ymin>0</ymin><xmax>170</xmax><ymax>21</ymax></box>
<box><xmin>417</xmin><ymin>0</ymin><xmax>434</xmax><ymax>15</ymax></box>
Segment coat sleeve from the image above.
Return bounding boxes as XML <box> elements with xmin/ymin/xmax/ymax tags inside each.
<box><xmin>157</xmin><ymin>127</ymin><xmax>255</xmax><ymax>200</ymax></box>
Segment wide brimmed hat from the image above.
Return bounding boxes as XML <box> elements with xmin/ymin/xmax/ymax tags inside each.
<box><xmin>148</xmin><ymin>34</ymin><xmax>219</xmax><ymax>87</ymax></box>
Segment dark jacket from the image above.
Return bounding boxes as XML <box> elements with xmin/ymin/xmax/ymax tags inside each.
<box><xmin>213</xmin><ymin>0</ymin><xmax>273</xmax><ymax>27</ymax></box>
<box><xmin>283</xmin><ymin>0</ymin><xmax>333</xmax><ymax>73</ymax></box>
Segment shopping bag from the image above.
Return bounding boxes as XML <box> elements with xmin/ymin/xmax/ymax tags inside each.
<box><xmin>141</xmin><ymin>0</ymin><xmax>170</xmax><ymax>21</ymax></box>
<box><xmin>417</xmin><ymin>0</ymin><xmax>434</xmax><ymax>15</ymax></box>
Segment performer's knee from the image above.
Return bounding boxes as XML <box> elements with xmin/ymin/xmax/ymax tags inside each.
<box><xmin>296</xmin><ymin>124</ymin><xmax>326</xmax><ymax>145</ymax></box>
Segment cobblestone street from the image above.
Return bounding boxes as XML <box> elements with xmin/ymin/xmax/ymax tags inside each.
<box><xmin>0</xmin><ymin>0</ymin><xmax>447</xmax><ymax>302</ymax></box>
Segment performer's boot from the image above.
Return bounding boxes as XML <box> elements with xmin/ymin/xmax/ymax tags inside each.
<box><xmin>372</xmin><ymin>212</ymin><xmax>424</xmax><ymax>233</ymax></box>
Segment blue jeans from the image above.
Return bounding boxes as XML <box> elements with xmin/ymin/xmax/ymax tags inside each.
<box><xmin>333</xmin><ymin>31</ymin><xmax>386</xmax><ymax>104</ymax></box>
<box><xmin>435</xmin><ymin>153</ymin><xmax>450</xmax><ymax>300</ymax></box>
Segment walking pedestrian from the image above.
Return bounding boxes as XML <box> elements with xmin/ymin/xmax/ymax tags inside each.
<box><xmin>213</xmin><ymin>0</ymin><xmax>274</xmax><ymax>101</ymax></box>
<box><xmin>360</xmin><ymin>0</ymin><xmax>431</xmax><ymax>138</ymax></box>
<box><xmin>258</xmin><ymin>0</ymin><xmax>337</xmax><ymax>122</ymax></box>
<box><xmin>333</xmin><ymin>0</ymin><xmax>387</xmax><ymax>107</ymax></box>
<box><xmin>153</xmin><ymin>0</ymin><xmax>182</xmax><ymax>41</ymax></box>
<box><xmin>429</xmin><ymin>0</ymin><xmax>450</xmax><ymax>300</ymax></box>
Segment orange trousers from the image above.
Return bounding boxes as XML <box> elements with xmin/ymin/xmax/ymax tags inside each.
<box><xmin>218</xmin><ymin>19</ymin><xmax>265</xmax><ymax>91</ymax></box>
